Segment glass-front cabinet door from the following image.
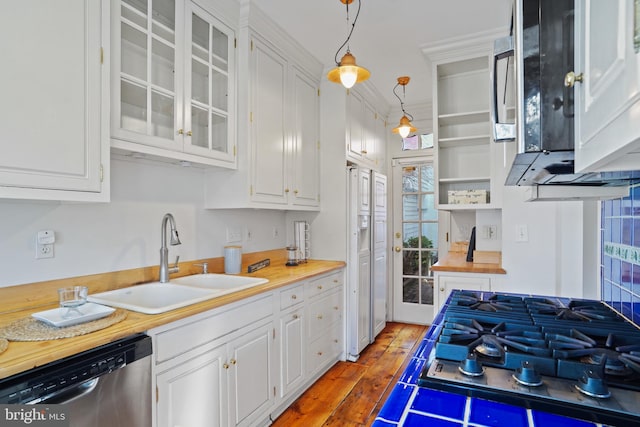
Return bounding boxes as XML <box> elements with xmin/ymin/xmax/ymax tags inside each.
<box><xmin>112</xmin><ymin>0</ymin><xmax>235</xmax><ymax>166</ymax></box>
<box><xmin>115</xmin><ymin>0</ymin><xmax>179</xmax><ymax>148</ymax></box>
<box><xmin>183</xmin><ymin>3</ymin><xmax>235</xmax><ymax>162</ymax></box>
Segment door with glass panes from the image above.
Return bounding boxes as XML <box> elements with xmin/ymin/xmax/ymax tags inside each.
<box><xmin>392</xmin><ymin>160</ymin><xmax>438</xmax><ymax>324</ymax></box>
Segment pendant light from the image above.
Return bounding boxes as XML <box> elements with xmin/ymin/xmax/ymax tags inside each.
<box><xmin>327</xmin><ymin>0</ymin><xmax>370</xmax><ymax>89</ymax></box>
<box><xmin>392</xmin><ymin>76</ymin><xmax>417</xmax><ymax>138</ymax></box>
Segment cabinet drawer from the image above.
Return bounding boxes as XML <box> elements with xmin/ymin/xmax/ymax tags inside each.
<box><xmin>304</xmin><ymin>271</ymin><xmax>343</xmax><ymax>299</ymax></box>
<box><xmin>154</xmin><ymin>295</ymin><xmax>273</xmax><ymax>364</ymax></box>
<box><xmin>307</xmin><ymin>323</ymin><xmax>342</xmax><ymax>375</ymax></box>
<box><xmin>307</xmin><ymin>290</ymin><xmax>342</xmax><ymax>341</ymax></box>
<box><xmin>280</xmin><ymin>284</ymin><xmax>304</xmax><ymax>310</ymax></box>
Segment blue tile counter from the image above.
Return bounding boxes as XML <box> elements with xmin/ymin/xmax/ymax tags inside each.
<box><xmin>372</xmin><ymin>299</ymin><xmax>611</xmax><ymax>427</ymax></box>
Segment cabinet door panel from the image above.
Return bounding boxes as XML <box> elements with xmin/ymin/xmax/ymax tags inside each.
<box><xmin>156</xmin><ymin>345</ymin><xmax>227</xmax><ymax>427</ymax></box>
<box><xmin>250</xmin><ymin>39</ymin><xmax>288</xmax><ymax>205</ymax></box>
<box><xmin>291</xmin><ymin>68</ymin><xmax>320</xmax><ymax>207</ymax></box>
<box><xmin>229</xmin><ymin>322</ymin><xmax>274</xmax><ymax>426</ymax></box>
<box><xmin>280</xmin><ymin>309</ymin><xmax>305</xmax><ymax>397</ymax></box>
<box><xmin>0</xmin><ymin>0</ymin><xmax>102</xmax><ymax>193</ymax></box>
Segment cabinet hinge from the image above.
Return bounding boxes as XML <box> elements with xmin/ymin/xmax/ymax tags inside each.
<box><xmin>100</xmin><ymin>164</ymin><xmax>104</xmax><ymax>182</ymax></box>
<box><xmin>233</xmin><ymin>145</ymin><xmax>236</xmax><ymax>156</ymax></box>
<box><xmin>317</xmin><ymin>88</ymin><xmax>320</xmax><ymax>97</ymax></box>
<box><xmin>317</xmin><ymin>141</ymin><xmax>320</xmax><ymax>150</ymax></box>
<box><xmin>250</xmin><ymin>185</ymin><xmax>253</xmax><ymax>196</ymax></box>
<box><xmin>273</xmin><ymin>386</ymin><xmax>276</xmax><ymax>397</ymax></box>
<box><xmin>273</xmin><ymin>328</ymin><xmax>277</xmax><ymax>339</ymax></box>
<box><xmin>234</xmin><ymin>38</ymin><xmax>237</xmax><ymax>49</ymax></box>
<box><xmin>250</xmin><ymin>40</ymin><xmax>254</xmax><ymax>51</ymax></box>
<box><xmin>446</xmin><ymin>232</ymin><xmax>449</xmax><ymax>242</ymax></box>
<box><xmin>100</xmin><ymin>47</ymin><xmax>104</xmax><ymax>64</ymax></box>
<box><xmin>250</xmin><ymin>112</ymin><xmax>253</xmax><ymax>123</ymax></box>
<box><xmin>156</xmin><ymin>385</ymin><xmax>159</xmax><ymax>403</ymax></box>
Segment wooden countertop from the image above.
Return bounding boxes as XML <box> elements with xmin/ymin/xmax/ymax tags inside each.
<box><xmin>0</xmin><ymin>254</ymin><xmax>345</xmax><ymax>380</ymax></box>
<box><xmin>431</xmin><ymin>251</ymin><xmax>506</xmax><ymax>274</ymax></box>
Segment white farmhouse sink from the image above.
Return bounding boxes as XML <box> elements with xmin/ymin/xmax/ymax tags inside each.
<box><xmin>171</xmin><ymin>273</ymin><xmax>268</xmax><ymax>292</ymax></box>
<box><xmin>88</xmin><ymin>283</ymin><xmax>222</xmax><ymax>314</ymax></box>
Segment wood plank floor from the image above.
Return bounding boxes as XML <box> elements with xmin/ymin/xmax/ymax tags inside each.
<box><xmin>271</xmin><ymin>322</ymin><xmax>428</xmax><ymax>427</ymax></box>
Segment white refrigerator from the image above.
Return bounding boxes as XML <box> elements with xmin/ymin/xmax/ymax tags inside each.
<box><xmin>346</xmin><ymin>167</ymin><xmax>387</xmax><ymax>361</ymax></box>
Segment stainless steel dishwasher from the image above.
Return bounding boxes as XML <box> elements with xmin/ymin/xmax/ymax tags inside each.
<box><xmin>0</xmin><ymin>333</ymin><xmax>152</xmax><ymax>426</ymax></box>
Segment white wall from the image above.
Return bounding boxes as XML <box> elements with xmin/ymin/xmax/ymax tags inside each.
<box><xmin>0</xmin><ymin>154</ymin><xmax>287</xmax><ymax>287</ymax></box>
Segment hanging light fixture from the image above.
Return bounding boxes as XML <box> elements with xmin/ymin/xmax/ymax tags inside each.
<box><xmin>392</xmin><ymin>76</ymin><xmax>417</xmax><ymax>138</ymax></box>
<box><xmin>327</xmin><ymin>0</ymin><xmax>370</xmax><ymax>89</ymax></box>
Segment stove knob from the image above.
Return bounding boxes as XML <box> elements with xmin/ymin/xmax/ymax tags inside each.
<box><xmin>574</xmin><ymin>370</ymin><xmax>611</xmax><ymax>399</ymax></box>
<box><xmin>512</xmin><ymin>361</ymin><xmax>543</xmax><ymax>387</ymax></box>
<box><xmin>458</xmin><ymin>353</ymin><xmax>484</xmax><ymax>377</ymax></box>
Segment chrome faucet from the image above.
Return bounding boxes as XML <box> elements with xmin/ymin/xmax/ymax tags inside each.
<box><xmin>159</xmin><ymin>213</ymin><xmax>181</xmax><ymax>283</ymax></box>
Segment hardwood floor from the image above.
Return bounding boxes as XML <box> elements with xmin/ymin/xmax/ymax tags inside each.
<box><xmin>271</xmin><ymin>322</ymin><xmax>428</xmax><ymax>427</ymax></box>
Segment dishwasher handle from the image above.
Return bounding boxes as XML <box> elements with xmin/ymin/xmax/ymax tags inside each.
<box><xmin>38</xmin><ymin>378</ymin><xmax>100</xmax><ymax>404</ymax></box>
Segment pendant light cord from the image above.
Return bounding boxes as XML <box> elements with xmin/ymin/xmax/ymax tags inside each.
<box><xmin>393</xmin><ymin>82</ymin><xmax>414</xmax><ymax>122</ymax></box>
<box><xmin>334</xmin><ymin>0</ymin><xmax>362</xmax><ymax>66</ymax></box>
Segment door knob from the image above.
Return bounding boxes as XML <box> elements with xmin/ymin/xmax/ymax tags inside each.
<box><xmin>564</xmin><ymin>71</ymin><xmax>584</xmax><ymax>88</ymax></box>
<box><xmin>394</xmin><ymin>246</ymin><xmax>402</xmax><ymax>252</ymax></box>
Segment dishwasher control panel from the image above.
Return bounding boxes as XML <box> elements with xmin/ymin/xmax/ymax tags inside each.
<box><xmin>0</xmin><ymin>334</ymin><xmax>151</xmax><ymax>404</ymax></box>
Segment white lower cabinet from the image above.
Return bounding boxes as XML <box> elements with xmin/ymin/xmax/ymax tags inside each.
<box><xmin>151</xmin><ymin>269</ymin><xmax>345</xmax><ymax>427</ymax></box>
<box><xmin>156</xmin><ymin>343</ymin><xmax>228</xmax><ymax>427</ymax></box>
<box><xmin>434</xmin><ymin>272</ymin><xmax>491</xmax><ymax>309</ymax></box>
<box><xmin>305</xmin><ymin>272</ymin><xmax>344</xmax><ymax>377</ymax></box>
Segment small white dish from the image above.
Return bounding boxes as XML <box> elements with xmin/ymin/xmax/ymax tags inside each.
<box><xmin>32</xmin><ymin>303</ymin><xmax>115</xmax><ymax>327</ymax></box>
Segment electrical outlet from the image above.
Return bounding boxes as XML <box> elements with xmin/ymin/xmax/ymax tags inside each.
<box><xmin>35</xmin><ymin>230</ymin><xmax>55</xmax><ymax>259</ymax></box>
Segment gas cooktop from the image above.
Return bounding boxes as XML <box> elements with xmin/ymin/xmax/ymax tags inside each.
<box><xmin>418</xmin><ymin>290</ymin><xmax>640</xmax><ymax>426</ymax></box>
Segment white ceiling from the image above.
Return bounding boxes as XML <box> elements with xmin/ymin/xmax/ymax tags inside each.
<box><xmin>251</xmin><ymin>0</ymin><xmax>512</xmax><ymax>110</ymax></box>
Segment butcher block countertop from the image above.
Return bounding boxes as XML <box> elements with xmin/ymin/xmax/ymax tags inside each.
<box><xmin>431</xmin><ymin>251</ymin><xmax>506</xmax><ymax>274</ymax></box>
<box><xmin>0</xmin><ymin>249</ymin><xmax>345</xmax><ymax>379</ymax></box>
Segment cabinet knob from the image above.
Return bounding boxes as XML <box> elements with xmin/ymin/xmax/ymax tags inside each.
<box><xmin>333</xmin><ymin>279</ymin><xmax>338</xmax><ymax>283</ymax></box>
<box><xmin>564</xmin><ymin>71</ymin><xmax>584</xmax><ymax>88</ymax></box>
<box><xmin>361</xmin><ymin>150</ymin><xmax>367</xmax><ymax>154</ymax></box>
<box><xmin>186</xmin><ymin>130</ymin><xmax>193</xmax><ymax>136</ymax></box>
<box><xmin>223</xmin><ymin>363</ymin><xmax>229</xmax><ymax>369</ymax></box>
<box><xmin>317</xmin><ymin>285</ymin><xmax>323</xmax><ymax>290</ymax></box>
<box><xmin>294</xmin><ymin>190</ymin><xmax>299</xmax><ymax>194</ymax></box>
<box><xmin>440</xmin><ymin>287</ymin><xmax>445</xmax><ymax>292</ymax></box>
<box><xmin>291</xmin><ymin>294</ymin><xmax>297</xmax><ymax>300</ymax></box>
<box><xmin>317</xmin><ymin>351</ymin><xmax>323</xmax><ymax>356</ymax></box>
<box><xmin>293</xmin><ymin>314</ymin><xmax>299</xmax><ymax>319</ymax></box>
<box><xmin>317</xmin><ymin>314</ymin><xmax>323</xmax><ymax>320</ymax></box>
<box><xmin>394</xmin><ymin>246</ymin><xmax>402</xmax><ymax>252</ymax></box>
<box><xmin>285</xmin><ymin>188</ymin><xmax>290</xmax><ymax>193</ymax></box>
<box><xmin>178</xmin><ymin>129</ymin><xmax>184</xmax><ymax>135</ymax></box>
<box><xmin>333</xmin><ymin>306</ymin><xmax>339</xmax><ymax>310</ymax></box>
<box><xmin>230</xmin><ymin>358</ymin><xmax>237</xmax><ymax>365</ymax></box>
<box><xmin>334</xmin><ymin>339</ymin><xmax>339</xmax><ymax>343</ymax></box>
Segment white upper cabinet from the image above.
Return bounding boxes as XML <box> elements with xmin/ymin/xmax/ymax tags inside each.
<box><xmin>574</xmin><ymin>0</ymin><xmax>640</xmax><ymax>172</ymax></box>
<box><xmin>346</xmin><ymin>89</ymin><xmax>386</xmax><ymax>171</ymax></box>
<box><xmin>205</xmin><ymin>6</ymin><xmax>321</xmax><ymax>211</ymax></box>
<box><xmin>110</xmin><ymin>0</ymin><xmax>236</xmax><ymax>168</ymax></box>
<box><xmin>0</xmin><ymin>0</ymin><xmax>109</xmax><ymax>201</ymax></box>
